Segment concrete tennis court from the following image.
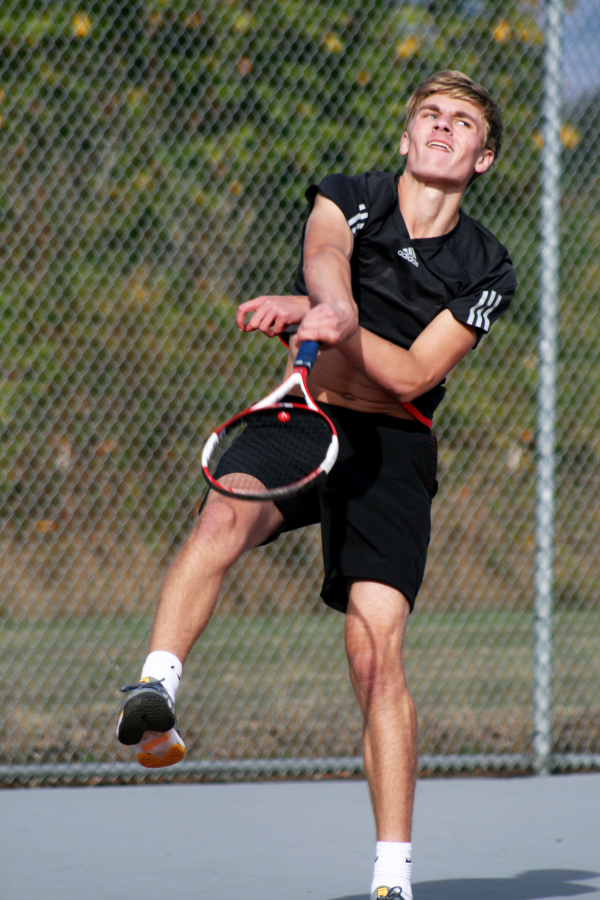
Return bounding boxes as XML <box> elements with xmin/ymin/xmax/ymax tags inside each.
<box><xmin>1</xmin><ymin>773</ymin><xmax>598</xmax><ymax>900</ymax></box>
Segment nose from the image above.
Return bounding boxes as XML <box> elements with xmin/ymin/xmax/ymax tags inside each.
<box><xmin>433</xmin><ymin>115</ymin><xmax>452</xmax><ymax>133</ymax></box>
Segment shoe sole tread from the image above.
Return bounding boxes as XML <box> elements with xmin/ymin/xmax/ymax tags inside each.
<box><xmin>117</xmin><ymin>691</ymin><xmax>175</xmax><ymax>745</ymax></box>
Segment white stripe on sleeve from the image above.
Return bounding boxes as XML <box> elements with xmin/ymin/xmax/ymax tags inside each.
<box><xmin>347</xmin><ymin>211</ymin><xmax>368</xmax><ymax>227</ymax></box>
<box><xmin>481</xmin><ymin>293</ymin><xmax>502</xmax><ymax>331</ymax></box>
<box><xmin>467</xmin><ymin>291</ymin><xmax>488</xmax><ymax>327</ymax></box>
<box><xmin>466</xmin><ymin>290</ymin><xmax>503</xmax><ymax>331</ymax></box>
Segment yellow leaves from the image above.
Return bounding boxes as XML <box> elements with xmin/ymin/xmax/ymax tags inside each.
<box><xmin>515</xmin><ymin>18</ymin><xmax>544</xmax><ymax>44</ymax></box>
<box><xmin>492</xmin><ymin>17</ymin><xmax>543</xmax><ymax>45</ymax></box>
<box><xmin>230</xmin><ymin>181</ymin><xmax>243</xmax><ymax>196</ymax></box>
<box><xmin>395</xmin><ymin>36</ymin><xmax>419</xmax><ymax>60</ymax></box>
<box><xmin>515</xmin><ymin>24</ymin><xmax>532</xmax><ymax>42</ymax></box>
<box><xmin>324</xmin><ymin>32</ymin><xmax>343</xmax><ymax>54</ymax></box>
<box><xmin>356</xmin><ymin>71</ymin><xmax>370</xmax><ymax>88</ymax></box>
<box><xmin>72</xmin><ymin>13</ymin><xmax>92</xmax><ymax>39</ymax></box>
<box><xmin>234</xmin><ymin>14</ymin><xmax>254</xmax><ymax>34</ymax></box>
<box><xmin>560</xmin><ymin>124</ymin><xmax>580</xmax><ymax>150</ymax></box>
<box><xmin>36</xmin><ymin>520</ymin><xmax>57</xmax><ymax>533</ymax></box>
<box><xmin>127</xmin><ymin>87</ymin><xmax>148</xmax><ymax>110</ymax></box>
<box><xmin>492</xmin><ymin>19</ymin><xmax>511</xmax><ymax>43</ymax></box>
<box><xmin>132</xmin><ymin>170</ymin><xmax>152</xmax><ymax>192</ymax></box>
<box><xmin>533</xmin><ymin>125</ymin><xmax>581</xmax><ymax>151</ymax></box>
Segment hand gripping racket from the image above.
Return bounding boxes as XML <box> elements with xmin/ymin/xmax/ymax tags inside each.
<box><xmin>201</xmin><ymin>341</ymin><xmax>339</xmax><ymax>500</ymax></box>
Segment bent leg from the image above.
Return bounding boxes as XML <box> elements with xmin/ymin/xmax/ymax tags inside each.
<box><xmin>345</xmin><ymin>579</ymin><xmax>417</xmax><ymax>841</ymax></box>
<box><xmin>150</xmin><ymin>480</ymin><xmax>283</xmax><ymax>662</ymax></box>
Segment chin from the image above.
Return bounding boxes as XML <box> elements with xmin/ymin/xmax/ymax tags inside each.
<box><xmin>415</xmin><ymin>168</ymin><xmax>466</xmax><ymax>189</ymax></box>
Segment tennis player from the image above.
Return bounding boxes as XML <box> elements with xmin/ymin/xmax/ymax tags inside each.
<box><xmin>116</xmin><ymin>71</ymin><xmax>517</xmax><ymax>900</ymax></box>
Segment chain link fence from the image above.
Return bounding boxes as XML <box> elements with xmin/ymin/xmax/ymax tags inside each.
<box><xmin>1</xmin><ymin>0</ymin><xmax>598</xmax><ymax>785</ymax></box>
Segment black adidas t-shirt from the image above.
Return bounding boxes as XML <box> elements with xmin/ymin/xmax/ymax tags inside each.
<box><xmin>289</xmin><ymin>171</ymin><xmax>517</xmax><ymax>423</ymax></box>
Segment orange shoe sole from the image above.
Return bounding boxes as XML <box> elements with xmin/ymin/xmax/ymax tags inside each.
<box><xmin>137</xmin><ymin>742</ymin><xmax>186</xmax><ymax>769</ymax></box>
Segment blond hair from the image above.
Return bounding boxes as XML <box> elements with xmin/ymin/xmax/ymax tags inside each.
<box><xmin>405</xmin><ymin>70</ymin><xmax>504</xmax><ymax>161</ymax></box>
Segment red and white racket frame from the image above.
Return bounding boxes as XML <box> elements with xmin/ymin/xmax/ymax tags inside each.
<box><xmin>201</xmin><ymin>351</ymin><xmax>339</xmax><ymax>501</ymax></box>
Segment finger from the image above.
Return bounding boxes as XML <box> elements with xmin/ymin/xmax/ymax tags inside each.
<box><xmin>296</xmin><ymin>324</ymin><xmax>336</xmax><ymax>345</ymax></box>
<box><xmin>236</xmin><ymin>297</ymin><xmax>265</xmax><ymax>331</ymax></box>
<box><xmin>244</xmin><ymin>305</ymin><xmax>271</xmax><ymax>333</ymax></box>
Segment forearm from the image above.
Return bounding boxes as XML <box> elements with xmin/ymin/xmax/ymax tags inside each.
<box><xmin>304</xmin><ymin>246</ymin><xmax>356</xmax><ymax>318</ymax></box>
<box><xmin>337</xmin><ymin>311</ymin><xmax>477</xmax><ymax>402</ymax></box>
<box><xmin>296</xmin><ymin>196</ymin><xmax>359</xmax><ymax>346</ymax></box>
<box><xmin>296</xmin><ymin>247</ymin><xmax>359</xmax><ymax>346</ymax></box>
<box><xmin>337</xmin><ymin>329</ymin><xmax>427</xmax><ymax>402</ymax></box>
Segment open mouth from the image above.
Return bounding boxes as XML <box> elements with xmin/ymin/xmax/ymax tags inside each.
<box><xmin>426</xmin><ymin>141</ymin><xmax>452</xmax><ymax>152</ymax></box>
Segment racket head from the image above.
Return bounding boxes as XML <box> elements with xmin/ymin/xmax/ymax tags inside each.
<box><xmin>202</xmin><ymin>398</ymin><xmax>338</xmax><ymax>501</ymax></box>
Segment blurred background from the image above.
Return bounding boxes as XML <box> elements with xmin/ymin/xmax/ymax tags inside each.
<box><xmin>0</xmin><ymin>0</ymin><xmax>598</xmax><ymax>785</ymax></box>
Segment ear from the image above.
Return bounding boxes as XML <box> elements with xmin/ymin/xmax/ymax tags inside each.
<box><xmin>474</xmin><ymin>147</ymin><xmax>495</xmax><ymax>175</ymax></box>
<box><xmin>399</xmin><ymin>130</ymin><xmax>410</xmax><ymax>157</ymax></box>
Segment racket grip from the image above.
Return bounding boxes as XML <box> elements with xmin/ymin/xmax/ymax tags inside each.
<box><xmin>293</xmin><ymin>341</ymin><xmax>320</xmax><ymax>373</ymax></box>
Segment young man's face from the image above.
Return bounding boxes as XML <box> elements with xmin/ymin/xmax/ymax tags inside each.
<box><xmin>400</xmin><ymin>92</ymin><xmax>495</xmax><ymax>188</ymax></box>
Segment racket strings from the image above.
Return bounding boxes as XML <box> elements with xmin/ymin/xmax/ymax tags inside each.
<box><xmin>208</xmin><ymin>406</ymin><xmax>333</xmax><ymax>494</ymax></box>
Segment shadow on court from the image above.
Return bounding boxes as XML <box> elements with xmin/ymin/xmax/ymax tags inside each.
<box><xmin>329</xmin><ymin>869</ymin><xmax>600</xmax><ymax>900</ymax></box>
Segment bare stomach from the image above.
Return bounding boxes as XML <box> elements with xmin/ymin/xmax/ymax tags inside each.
<box><xmin>284</xmin><ymin>336</ymin><xmax>416</xmax><ymax>420</ymax></box>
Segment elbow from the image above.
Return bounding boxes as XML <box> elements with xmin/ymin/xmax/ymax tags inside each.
<box><xmin>392</xmin><ymin>359</ymin><xmax>442</xmax><ymax>403</ymax></box>
<box><xmin>394</xmin><ymin>376</ymin><xmax>433</xmax><ymax>404</ymax></box>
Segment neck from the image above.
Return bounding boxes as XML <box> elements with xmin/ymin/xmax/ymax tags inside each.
<box><xmin>398</xmin><ymin>170</ymin><xmax>466</xmax><ymax>239</ymax></box>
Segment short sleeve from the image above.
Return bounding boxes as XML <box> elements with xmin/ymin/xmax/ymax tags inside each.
<box><xmin>305</xmin><ymin>173</ymin><xmax>370</xmax><ymax>236</ymax></box>
<box><xmin>448</xmin><ymin>251</ymin><xmax>517</xmax><ymax>340</ymax></box>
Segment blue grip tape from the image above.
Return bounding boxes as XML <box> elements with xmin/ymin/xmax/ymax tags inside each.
<box><xmin>293</xmin><ymin>340</ymin><xmax>319</xmax><ymax>373</ymax></box>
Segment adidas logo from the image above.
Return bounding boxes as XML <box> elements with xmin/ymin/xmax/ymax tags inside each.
<box><xmin>398</xmin><ymin>247</ymin><xmax>418</xmax><ymax>267</ymax></box>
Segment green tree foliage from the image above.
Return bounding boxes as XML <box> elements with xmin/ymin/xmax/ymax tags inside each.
<box><xmin>0</xmin><ymin>0</ymin><xmax>568</xmax><ymax>546</ymax></box>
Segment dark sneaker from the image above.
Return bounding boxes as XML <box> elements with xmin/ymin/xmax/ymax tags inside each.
<box><xmin>116</xmin><ymin>677</ymin><xmax>185</xmax><ymax>768</ymax></box>
<box><xmin>371</xmin><ymin>888</ymin><xmax>405</xmax><ymax>900</ymax></box>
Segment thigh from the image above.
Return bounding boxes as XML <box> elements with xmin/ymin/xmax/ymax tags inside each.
<box><xmin>317</xmin><ymin>406</ymin><xmax>436</xmax><ymax>615</ymax></box>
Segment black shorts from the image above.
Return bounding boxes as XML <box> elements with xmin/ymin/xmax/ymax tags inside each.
<box><xmin>212</xmin><ymin>399</ymin><xmax>438</xmax><ymax>614</ymax></box>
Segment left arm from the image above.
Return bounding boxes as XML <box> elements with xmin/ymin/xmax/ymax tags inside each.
<box><xmin>335</xmin><ymin>309</ymin><xmax>477</xmax><ymax>403</ymax></box>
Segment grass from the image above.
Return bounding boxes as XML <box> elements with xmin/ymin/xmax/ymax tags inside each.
<box><xmin>1</xmin><ymin>607</ymin><xmax>598</xmax><ymax>769</ymax></box>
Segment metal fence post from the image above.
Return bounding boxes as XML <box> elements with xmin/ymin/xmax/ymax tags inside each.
<box><xmin>534</xmin><ymin>0</ymin><xmax>563</xmax><ymax>775</ymax></box>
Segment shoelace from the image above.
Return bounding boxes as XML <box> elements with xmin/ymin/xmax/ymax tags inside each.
<box><xmin>120</xmin><ymin>678</ymin><xmax>166</xmax><ymax>694</ymax></box>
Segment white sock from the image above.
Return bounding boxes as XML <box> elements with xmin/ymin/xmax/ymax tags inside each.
<box><xmin>140</xmin><ymin>650</ymin><xmax>182</xmax><ymax>703</ymax></box>
<box><xmin>371</xmin><ymin>841</ymin><xmax>412</xmax><ymax>900</ymax></box>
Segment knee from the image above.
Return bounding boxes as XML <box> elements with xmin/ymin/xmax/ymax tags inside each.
<box><xmin>346</xmin><ymin>640</ymin><xmax>406</xmax><ymax>705</ymax></box>
<box><xmin>188</xmin><ymin>500</ymin><xmax>244</xmax><ymax>561</ymax></box>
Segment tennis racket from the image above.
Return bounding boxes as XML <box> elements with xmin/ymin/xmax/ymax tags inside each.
<box><xmin>201</xmin><ymin>340</ymin><xmax>339</xmax><ymax>500</ymax></box>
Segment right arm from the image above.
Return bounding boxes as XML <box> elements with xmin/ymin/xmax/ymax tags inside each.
<box><xmin>295</xmin><ymin>194</ymin><xmax>358</xmax><ymax>346</ymax></box>
<box><xmin>236</xmin><ymin>194</ymin><xmax>357</xmax><ymax>343</ymax></box>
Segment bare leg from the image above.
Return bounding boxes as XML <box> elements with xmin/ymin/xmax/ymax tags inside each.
<box><xmin>345</xmin><ymin>579</ymin><xmax>417</xmax><ymax>841</ymax></box>
<box><xmin>149</xmin><ymin>483</ymin><xmax>284</xmax><ymax>662</ymax></box>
